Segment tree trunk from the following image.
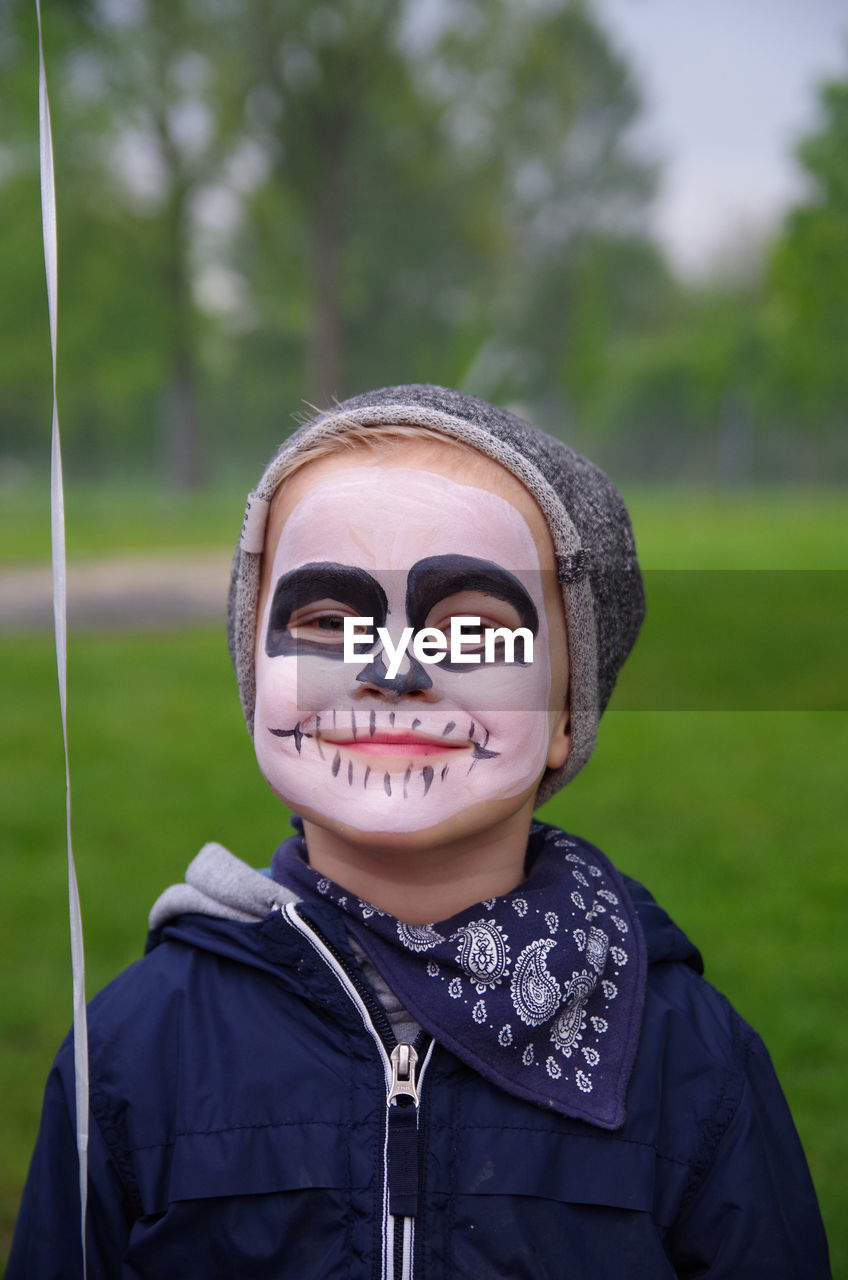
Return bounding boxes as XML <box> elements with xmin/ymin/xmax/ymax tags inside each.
<box><xmin>162</xmin><ymin>346</ymin><xmax>204</xmax><ymax>489</ymax></box>
<box><xmin>717</xmin><ymin>395</ymin><xmax>753</xmax><ymax>488</ymax></box>
<box><xmin>155</xmin><ymin>87</ymin><xmax>206</xmax><ymax>489</ymax></box>
<box><xmin>306</xmin><ymin>113</ymin><xmax>348</xmax><ymax>407</ymax></box>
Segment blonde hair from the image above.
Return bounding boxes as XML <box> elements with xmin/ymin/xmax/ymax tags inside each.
<box><xmin>270</xmin><ymin>421</ymin><xmax>481</xmax><ymax>492</ymax></box>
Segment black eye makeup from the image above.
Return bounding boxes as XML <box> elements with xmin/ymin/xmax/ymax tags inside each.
<box><xmin>266</xmin><ymin>563</ymin><xmax>388</xmax><ymax>659</ymax></box>
<box><xmin>406</xmin><ymin>555</ymin><xmax>538</xmax><ymax>669</ymax></box>
<box><xmin>287</xmin><ymin>603</ymin><xmax>358</xmax><ymax>642</ymax></box>
<box><xmin>423</xmin><ymin>591</ymin><xmax>524</xmax><ymax>636</ymax></box>
<box><xmin>265</xmin><ymin>555</ymin><xmax>539</xmax><ymax>670</ymax></box>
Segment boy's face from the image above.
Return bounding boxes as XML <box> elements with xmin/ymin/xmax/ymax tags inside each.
<box><xmin>254</xmin><ymin>441</ymin><xmax>570</xmax><ymax>850</ymax></box>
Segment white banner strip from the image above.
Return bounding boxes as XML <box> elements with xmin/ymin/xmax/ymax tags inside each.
<box><xmin>35</xmin><ymin>3</ymin><xmax>89</xmax><ymax>1273</ymax></box>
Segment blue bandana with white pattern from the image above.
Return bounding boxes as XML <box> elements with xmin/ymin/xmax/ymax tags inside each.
<box><xmin>273</xmin><ymin>820</ymin><xmax>646</xmax><ymax>1129</ymax></box>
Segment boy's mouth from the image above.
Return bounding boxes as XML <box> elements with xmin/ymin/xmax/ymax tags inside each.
<box><xmin>268</xmin><ymin>713</ymin><xmax>500</xmax><ymax>774</ymax></box>
<box><xmin>319</xmin><ymin>731</ymin><xmax>469</xmax><ymax>759</ymax></box>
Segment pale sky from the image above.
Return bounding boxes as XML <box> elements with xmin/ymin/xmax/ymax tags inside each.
<box><xmin>594</xmin><ymin>0</ymin><xmax>848</xmax><ymax>275</ymax></box>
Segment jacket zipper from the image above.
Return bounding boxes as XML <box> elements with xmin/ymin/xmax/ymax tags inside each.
<box><xmin>282</xmin><ymin>904</ymin><xmax>434</xmax><ymax>1280</ymax></box>
<box><xmin>387</xmin><ymin>1041</ymin><xmax>433</xmax><ymax>1280</ymax></box>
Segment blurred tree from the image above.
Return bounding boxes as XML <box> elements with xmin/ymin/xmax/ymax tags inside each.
<box><xmin>0</xmin><ymin>0</ymin><xmax>248</xmax><ymax>486</ymax></box>
<box><xmin>1</xmin><ymin>0</ymin><xmax>663</xmax><ymax>482</ymax></box>
<box><xmin>56</xmin><ymin>0</ymin><xmax>250</xmax><ymax>486</ymax></box>
<box><xmin>769</xmin><ymin>68</ymin><xmax>848</xmax><ymax>431</ymax></box>
<box><xmin>593</xmin><ymin>279</ymin><xmax>771</xmax><ymax>482</ymax></box>
<box><xmin>234</xmin><ymin>0</ymin><xmax>662</xmax><ymax>418</ymax></box>
<box><xmin>0</xmin><ymin>1</ymin><xmax>75</xmax><ymax>471</ymax></box>
<box><xmin>236</xmin><ymin>0</ymin><xmax>470</xmax><ymax>405</ymax></box>
<box><xmin>585</xmin><ymin>59</ymin><xmax>848</xmax><ymax>484</ymax></box>
<box><xmin>423</xmin><ymin>0</ymin><xmax>661</xmax><ymax>416</ymax></box>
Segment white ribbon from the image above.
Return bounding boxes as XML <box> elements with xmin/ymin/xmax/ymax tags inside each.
<box><xmin>35</xmin><ymin>3</ymin><xmax>89</xmax><ymax>1272</ymax></box>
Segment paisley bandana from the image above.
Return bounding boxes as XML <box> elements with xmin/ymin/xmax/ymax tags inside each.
<box><xmin>272</xmin><ymin>821</ymin><xmax>646</xmax><ymax>1129</ymax></box>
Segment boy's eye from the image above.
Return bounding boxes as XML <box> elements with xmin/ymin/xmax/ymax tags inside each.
<box><xmin>287</xmin><ymin>601</ymin><xmax>361</xmax><ymax>644</ymax></box>
<box><xmin>425</xmin><ymin>591</ymin><xmax>523</xmax><ymax>640</ymax></box>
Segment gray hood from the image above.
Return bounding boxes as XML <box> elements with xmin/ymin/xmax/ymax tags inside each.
<box><xmin>148</xmin><ymin>843</ymin><xmax>299</xmax><ymax>932</ymax></box>
<box><xmin>148</xmin><ymin>842</ymin><xmax>421</xmax><ymax>1043</ymax></box>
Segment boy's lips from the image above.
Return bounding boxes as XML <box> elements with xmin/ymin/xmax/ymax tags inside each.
<box><xmin>266</xmin><ymin>716</ymin><xmax>500</xmax><ymax>770</ymax></box>
<box><xmin>319</xmin><ymin>731</ymin><xmax>470</xmax><ymax>758</ymax></box>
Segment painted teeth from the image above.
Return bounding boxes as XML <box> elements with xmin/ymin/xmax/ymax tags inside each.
<box><xmin>268</xmin><ymin>723</ymin><xmax>303</xmax><ymax>753</ymax></box>
<box><xmin>272</xmin><ymin>715</ymin><xmax>494</xmax><ymax>796</ymax></box>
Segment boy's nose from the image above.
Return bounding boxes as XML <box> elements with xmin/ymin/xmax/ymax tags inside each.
<box><xmin>355</xmin><ymin>650</ymin><xmax>433</xmax><ymax>698</ymax></box>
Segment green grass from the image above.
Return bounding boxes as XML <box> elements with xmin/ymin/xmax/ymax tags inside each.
<box><xmin>624</xmin><ymin>486</ymin><xmax>848</xmax><ymax>569</ymax></box>
<box><xmin>613</xmin><ymin>570</ymin><xmax>848</xmax><ymax>711</ymax></box>
<box><xmin>0</xmin><ymin>629</ymin><xmax>287</xmax><ymax>1256</ymax></box>
<box><xmin>0</xmin><ymin>480</ymin><xmax>249</xmax><ymax>563</ymax></box>
<box><xmin>2</xmin><ymin>479</ymin><xmax>847</xmax><ymax>566</ymax></box>
<box><xmin>541</xmin><ymin>712</ymin><xmax>847</xmax><ymax>1269</ymax></box>
<box><xmin>1</xmin><ymin>486</ymin><xmax>846</xmax><ymax>1270</ymax></box>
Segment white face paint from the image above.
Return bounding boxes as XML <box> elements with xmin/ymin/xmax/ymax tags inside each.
<box><xmin>254</xmin><ymin>466</ymin><xmax>556</xmax><ymax>834</ymax></box>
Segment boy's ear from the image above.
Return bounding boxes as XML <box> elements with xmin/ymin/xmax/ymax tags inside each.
<box><xmin>546</xmin><ymin>708</ymin><xmax>571</xmax><ymax>771</ymax></box>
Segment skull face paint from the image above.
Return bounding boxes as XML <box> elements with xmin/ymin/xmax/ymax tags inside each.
<box><xmin>266</xmin><ymin>555</ymin><xmax>538</xmax><ymax>683</ymax></box>
<box><xmin>254</xmin><ymin>462</ymin><xmax>565</xmax><ymax>836</ymax></box>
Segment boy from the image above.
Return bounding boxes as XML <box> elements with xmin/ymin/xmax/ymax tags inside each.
<box><xmin>10</xmin><ymin>384</ymin><xmax>830</xmax><ymax>1277</ymax></box>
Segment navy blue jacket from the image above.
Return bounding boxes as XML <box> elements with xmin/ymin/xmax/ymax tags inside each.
<box><xmin>10</xmin><ymin>878</ymin><xmax>830</xmax><ymax>1278</ymax></box>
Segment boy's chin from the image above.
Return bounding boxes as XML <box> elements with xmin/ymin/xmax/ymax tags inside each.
<box><xmin>287</xmin><ymin>787</ymin><xmax>541</xmax><ymax>856</ymax></box>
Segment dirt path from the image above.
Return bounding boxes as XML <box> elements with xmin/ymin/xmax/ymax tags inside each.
<box><xmin>0</xmin><ymin>551</ymin><xmax>233</xmax><ymax>631</ymax></box>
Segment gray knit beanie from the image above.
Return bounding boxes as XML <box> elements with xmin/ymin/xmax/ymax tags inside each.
<box><xmin>228</xmin><ymin>384</ymin><xmax>644</xmax><ymax>804</ymax></box>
